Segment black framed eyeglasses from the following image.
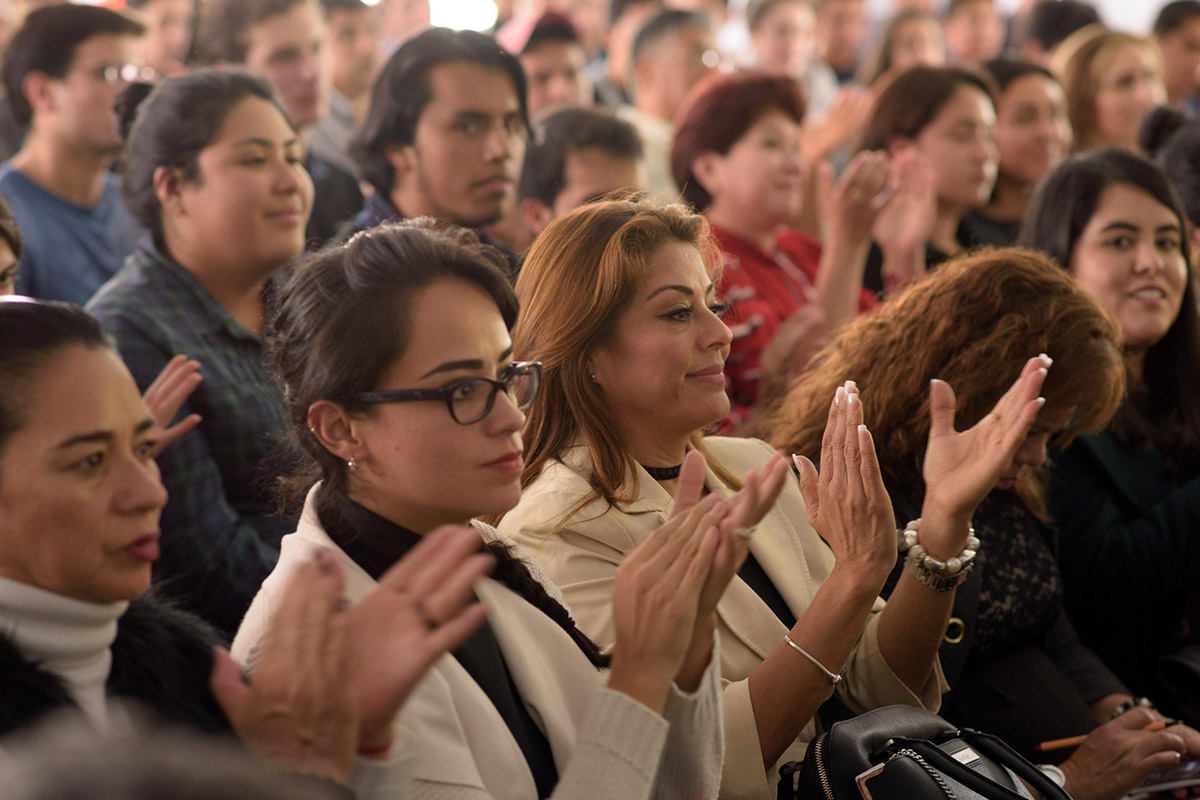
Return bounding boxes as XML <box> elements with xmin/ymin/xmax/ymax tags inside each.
<box><xmin>353</xmin><ymin>361</ymin><xmax>542</xmax><ymax>425</ymax></box>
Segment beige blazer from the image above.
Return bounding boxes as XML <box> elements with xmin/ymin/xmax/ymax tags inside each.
<box><xmin>499</xmin><ymin>436</ymin><xmax>947</xmax><ymax>800</ymax></box>
<box><xmin>231</xmin><ymin>487</ymin><xmax>723</xmax><ymax>800</ymax></box>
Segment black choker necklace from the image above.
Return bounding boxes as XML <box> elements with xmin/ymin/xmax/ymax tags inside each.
<box><xmin>641</xmin><ymin>462</ymin><xmax>683</xmax><ymax>481</ymax></box>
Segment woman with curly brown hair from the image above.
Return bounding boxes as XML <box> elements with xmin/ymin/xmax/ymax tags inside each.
<box><xmin>767</xmin><ymin>248</ymin><xmax>1200</xmax><ymax>800</ymax></box>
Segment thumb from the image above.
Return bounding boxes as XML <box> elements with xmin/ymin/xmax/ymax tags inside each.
<box><xmin>209</xmin><ymin>646</ymin><xmax>249</xmax><ymax>722</ymax></box>
<box><xmin>928</xmin><ymin>378</ymin><xmax>958</xmax><ymax>439</ymax></box>
<box><xmin>817</xmin><ymin>160</ymin><xmax>835</xmax><ymax>210</ymax></box>
<box><xmin>670</xmin><ymin>450</ymin><xmax>708</xmax><ymax>519</ymax></box>
<box><xmin>793</xmin><ymin>454</ymin><xmax>820</xmax><ymax>519</ymax></box>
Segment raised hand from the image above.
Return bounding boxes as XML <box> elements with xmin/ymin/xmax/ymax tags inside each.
<box><xmin>210</xmin><ymin>552</ymin><xmax>358</xmax><ymax>785</ymax></box>
<box><xmin>872</xmin><ymin>149</ymin><xmax>936</xmax><ymax>293</ymax></box>
<box><xmin>801</xmin><ymin>85</ymin><xmax>873</xmax><ymax>163</ymax></box>
<box><xmin>922</xmin><ymin>354</ymin><xmax>1051</xmax><ymax>522</ymax></box>
<box><xmin>607</xmin><ymin>495</ymin><xmax>728</xmax><ymax>713</ymax></box>
<box><xmin>143</xmin><ymin>354</ymin><xmax>202</xmax><ymax>457</ymax></box>
<box><xmin>350</xmin><ymin>525</ymin><xmax>494</xmax><ymax>752</ymax></box>
<box><xmin>822</xmin><ymin>150</ymin><xmax>893</xmax><ymax>244</ymax></box>
<box><xmin>793</xmin><ymin>381</ymin><xmax>896</xmax><ymax>583</ymax></box>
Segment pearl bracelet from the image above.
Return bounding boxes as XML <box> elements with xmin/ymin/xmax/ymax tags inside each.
<box><xmin>897</xmin><ymin>518</ymin><xmax>979</xmax><ymax>592</ymax></box>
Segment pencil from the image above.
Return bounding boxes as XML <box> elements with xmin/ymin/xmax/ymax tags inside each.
<box><xmin>1035</xmin><ymin>719</ymin><xmax>1181</xmax><ymax>752</ymax></box>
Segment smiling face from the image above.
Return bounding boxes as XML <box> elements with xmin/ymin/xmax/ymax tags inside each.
<box><xmin>1069</xmin><ymin>182</ymin><xmax>1188</xmax><ymax>361</ymax></box>
<box><xmin>993</xmin><ymin>73</ymin><xmax>1071</xmax><ymax>187</ymax></box>
<box><xmin>347</xmin><ymin>279</ymin><xmax>527</xmax><ymax>532</ymax></box>
<box><xmin>0</xmin><ymin>346</ymin><xmax>167</xmax><ymax>603</ymax></box>
<box><xmin>588</xmin><ymin>240</ymin><xmax>732</xmax><ymax>453</ymax></box>
<box><xmin>390</xmin><ymin>61</ymin><xmax>527</xmax><ymax>228</ymax></box>
<box><xmin>913</xmin><ymin>83</ymin><xmax>997</xmax><ymax>210</ymax></box>
<box><xmin>699</xmin><ymin>108</ymin><xmax>805</xmax><ymax>228</ymax></box>
<box><xmin>167</xmin><ymin>95</ymin><xmax>313</xmax><ymax>279</ymax></box>
<box><xmin>1090</xmin><ymin>43</ymin><xmax>1164</xmax><ymax>151</ymax></box>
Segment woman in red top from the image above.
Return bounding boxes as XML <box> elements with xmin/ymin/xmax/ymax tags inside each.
<box><xmin>671</xmin><ymin>70</ymin><xmax>934</xmax><ymax>433</ymax></box>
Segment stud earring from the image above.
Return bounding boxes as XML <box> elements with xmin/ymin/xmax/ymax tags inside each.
<box><xmin>589</xmin><ymin>373</ymin><xmax>597</xmax><ymax>381</ymax></box>
<box><xmin>347</xmin><ymin>457</ymin><xmax>358</xmax><ymax>472</ymax></box>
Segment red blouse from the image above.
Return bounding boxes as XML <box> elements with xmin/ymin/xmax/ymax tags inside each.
<box><xmin>711</xmin><ymin>223</ymin><xmax>877</xmax><ymax>432</ymax></box>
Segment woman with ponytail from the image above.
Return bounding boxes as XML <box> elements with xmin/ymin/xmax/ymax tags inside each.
<box><xmin>233</xmin><ymin>219</ymin><xmax>737</xmax><ymax>800</ymax></box>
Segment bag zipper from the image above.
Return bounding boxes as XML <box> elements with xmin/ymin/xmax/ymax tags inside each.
<box><xmin>812</xmin><ymin>733</ymin><xmax>834</xmax><ymax>800</ymax></box>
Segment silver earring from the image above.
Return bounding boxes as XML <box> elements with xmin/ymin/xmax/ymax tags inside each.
<box><xmin>589</xmin><ymin>373</ymin><xmax>597</xmax><ymax>381</ymax></box>
<box><xmin>347</xmin><ymin>457</ymin><xmax>358</xmax><ymax>472</ymax></box>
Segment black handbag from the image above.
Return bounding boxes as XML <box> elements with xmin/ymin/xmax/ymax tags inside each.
<box><xmin>779</xmin><ymin>706</ymin><xmax>1072</xmax><ymax>800</ymax></box>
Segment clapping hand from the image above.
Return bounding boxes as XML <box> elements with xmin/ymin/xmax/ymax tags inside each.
<box><xmin>793</xmin><ymin>381</ymin><xmax>896</xmax><ymax>583</ymax></box>
<box><xmin>143</xmin><ymin>354</ymin><xmax>203</xmax><ymax>457</ymax></box>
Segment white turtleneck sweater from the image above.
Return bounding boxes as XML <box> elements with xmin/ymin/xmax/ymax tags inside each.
<box><xmin>0</xmin><ymin>577</ymin><xmax>127</xmax><ymax>728</ymax></box>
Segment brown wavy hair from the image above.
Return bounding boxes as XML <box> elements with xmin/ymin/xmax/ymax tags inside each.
<box><xmin>511</xmin><ymin>198</ymin><xmax>741</xmax><ymax>523</ymax></box>
<box><xmin>765</xmin><ymin>247</ymin><xmax>1125</xmax><ymax>518</ymax></box>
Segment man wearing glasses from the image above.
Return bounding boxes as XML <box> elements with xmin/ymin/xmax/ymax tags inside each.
<box><xmin>0</xmin><ymin>5</ymin><xmax>148</xmax><ymax>305</ymax></box>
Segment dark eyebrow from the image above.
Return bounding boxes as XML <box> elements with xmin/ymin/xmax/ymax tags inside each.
<box><xmin>646</xmin><ymin>282</ymin><xmax>716</xmax><ymax>301</ymax></box>
<box><xmin>419</xmin><ymin>345</ymin><xmax>516</xmax><ymax>380</ymax></box>
<box><xmin>1098</xmin><ymin>222</ymin><xmax>1139</xmax><ymax>234</ymax></box>
<box><xmin>56</xmin><ymin>419</ymin><xmax>154</xmax><ymax>449</ymax></box>
<box><xmin>232</xmin><ymin>137</ymin><xmax>301</xmax><ymax>149</ymax></box>
<box><xmin>454</xmin><ymin>110</ymin><xmax>492</xmax><ymax>122</ymax></box>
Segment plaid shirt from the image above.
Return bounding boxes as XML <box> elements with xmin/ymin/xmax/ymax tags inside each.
<box><xmin>87</xmin><ymin>244</ymin><xmax>293</xmax><ymax>636</ymax></box>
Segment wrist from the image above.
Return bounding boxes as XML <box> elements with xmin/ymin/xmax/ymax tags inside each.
<box><xmin>357</xmin><ymin>727</ymin><xmax>394</xmax><ymax>758</ymax></box>
<box><xmin>915</xmin><ymin>502</ymin><xmax>974</xmax><ymax>559</ymax></box>
<box><xmin>607</xmin><ymin>651</ymin><xmax>672</xmax><ymax>715</ymax></box>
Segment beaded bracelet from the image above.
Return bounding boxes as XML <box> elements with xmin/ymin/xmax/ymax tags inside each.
<box><xmin>897</xmin><ymin>518</ymin><xmax>980</xmax><ymax>592</ymax></box>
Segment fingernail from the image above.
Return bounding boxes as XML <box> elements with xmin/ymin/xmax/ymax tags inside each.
<box><xmin>1038</xmin><ymin>352</ymin><xmax>1053</xmax><ymax>365</ymax></box>
<box><xmin>792</xmin><ymin>454</ymin><xmax>805</xmax><ymax>472</ymax></box>
<box><xmin>1037</xmin><ymin>367</ymin><xmax>1047</xmax><ymax>377</ymax></box>
<box><xmin>710</xmin><ymin>501</ymin><xmax>726</xmax><ymax>515</ymax></box>
<box><xmin>845</xmin><ymin>380</ymin><xmax>857</xmax><ymax>392</ymax></box>
<box><xmin>858</xmin><ymin>424</ymin><xmax>868</xmax><ymax>435</ymax></box>
<box><xmin>1035</xmin><ymin>396</ymin><xmax>1046</xmax><ymax>406</ymax></box>
<box><xmin>847</xmin><ymin>392</ymin><xmax>858</xmax><ymax>406</ymax></box>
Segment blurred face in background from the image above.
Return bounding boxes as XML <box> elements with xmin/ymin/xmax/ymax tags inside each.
<box><xmin>133</xmin><ymin>0</ymin><xmax>194</xmax><ymax>76</ymax></box>
<box><xmin>889</xmin><ymin>15</ymin><xmax>945</xmax><ymax>74</ymax></box>
<box><xmin>911</xmin><ymin>83</ymin><xmax>997</xmax><ymax>210</ymax></box>
<box><xmin>243</xmin><ymin>1</ymin><xmax>329</xmax><ymax>129</ymax></box>
<box><xmin>1156</xmin><ymin>14</ymin><xmax>1200</xmax><ymax>104</ymax></box>
<box><xmin>942</xmin><ymin>0</ymin><xmax>1004</xmax><ymax>64</ymax></box>
<box><xmin>992</xmin><ymin>72</ymin><xmax>1071</xmax><ymax>187</ymax></box>
<box><xmin>326</xmin><ymin>5</ymin><xmax>379</xmax><ymax>102</ymax></box>
<box><xmin>815</xmin><ymin>0</ymin><xmax>866</xmax><ymax>74</ymax></box>
<box><xmin>1089</xmin><ymin>42</ymin><xmax>1164</xmax><ymax>151</ymax></box>
<box><xmin>522</xmin><ymin>39</ymin><xmax>593</xmax><ymax>117</ymax></box>
<box><xmin>752</xmin><ymin>0</ymin><xmax>817</xmax><ymax>76</ymax></box>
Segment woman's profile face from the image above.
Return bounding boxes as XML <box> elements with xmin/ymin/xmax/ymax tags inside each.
<box><xmin>1070</xmin><ymin>181</ymin><xmax>1187</xmax><ymax>356</ymax></box>
<box><xmin>993</xmin><ymin>73</ymin><xmax>1071</xmax><ymax>187</ymax></box>
<box><xmin>913</xmin><ymin>84</ymin><xmax>998</xmax><ymax>210</ymax></box>
<box><xmin>346</xmin><ymin>279</ymin><xmax>526</xmax><ymax>532</ymax></box>
<box><xmin>702</xmin><ymin>108</ymin><xmax>805</xmax><ymax>227</ymax></box>
<box><xmin>1091</xmin><ymin>43</ymin><xmax>1164</xmax><ymax>151</ymax></box>
<box><xmin>0</xmin><ymin>346</ymin><xmax>166</xmax><ymax>604</ymax></box>
<box><xmin>170</xmin><ymin>96</ymin><xmax>314</xmax><ymax>275</ymax></box>
<box><xmin>588</xmin><ymin>240</ymin><xmax>732</xmax><ymax>443</ymax></box>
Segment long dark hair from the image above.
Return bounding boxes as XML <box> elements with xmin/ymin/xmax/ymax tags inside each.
<box><xmin>858</xmin><ymin>64</ymin><xmax>995</xmax><ymax>152</ymax></box>
<box><xmin>1019</xmin><ymin>148</ymin><xmax>1200</xmax><ymax>480</ymax></box>
<box><xmin>268</xmin><ymin>219</ymin><xmax>608</xmax><ymax>667</ymax></box>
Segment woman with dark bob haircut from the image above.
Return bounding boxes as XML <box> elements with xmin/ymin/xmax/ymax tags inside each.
<box><xmin>0</xmin><ymin>297</ymin><xmax>490</xmax><ymax>794</ymax></box>
<box><xmin>235</xmin><ymin>219</ymin><xmax>734</xmax><ymax>800</ymax></box>
<box><xmin>768</xmin><ymin>248</ymin><xmax>1200</xmax><ymax>800</ymax></box>
<box><xmin>670</xmin><ymin>70</ymin><xmax>930</xmax><ymax>433</ymax></box>
<box><xmin>86</xmin><ymin>69</ymin><xmax>314</xmax><ymax>636</ymax></box>
<box><xmin>857</xmin><ymin>65</ymin><xmax>998</xmax><ymax>294</ymax></box>
<box><xmin>500</xmin><ymin>198</ymin><xmax>1050</xmax><ymax>799</ymax></box>
<box><xmin>1020</xmin><ymin>148</ymin><xmax>1200</xmax><ymax>722</ymax></box>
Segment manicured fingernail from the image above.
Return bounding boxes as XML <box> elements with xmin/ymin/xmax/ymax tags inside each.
<box><xmin>846</xmin><ymin>392</ymin><xmax>858</xmax><ymax>406</ymax></box>
<box><xmin>1037</xmin><ymin>367</ymin><xmax>1047</xmax><ymax>377</ymax></box>
<box><xmin>1038</xmin><ymin>352</ymin><xmax>1053</xmax><ymax>365</ymax></box>
<box><xmin>845</xmin><ymin>380</ymin><xmax>857</xmax><ymax>392</ymax></box>
<box><xmin>792</xmin><ymin>454</ymin><xmax>804</xmax><ymax>472</ymax></box>
<box><xmin>858</xmin><ymin>424</ymin><xmax>868</xmax><ymax>435</ymax></box>
<box><xmin>1035</xmin><ymin>397</ymin><xmax>1046</xmax><ymax>406</ymax></box>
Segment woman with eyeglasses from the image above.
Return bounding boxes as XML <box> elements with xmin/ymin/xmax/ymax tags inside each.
<box><xmin>86</xmin><ymin>69</ymin><xmax>312</xmax><ymax>637</ymax></box>
<box><xmin>232</xmin><ymin>219</ymin><xmax>741</xmax><ymax>800</ymax></box>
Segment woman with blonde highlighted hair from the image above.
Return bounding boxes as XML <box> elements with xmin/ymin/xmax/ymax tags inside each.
<box><xmin>501</xmin><ymin>198</ymin><xmax>1051</xmax><ymax>798</ymax></box>
<box><xmin>1052</xmin><ymin>25</ymin><xmax>1165</xmax><ymax>153</ymax></box>
<box><xmin>768</xmin><ymin>248</ymin><xmax>1200</xmax><ymax>800</ymax></box>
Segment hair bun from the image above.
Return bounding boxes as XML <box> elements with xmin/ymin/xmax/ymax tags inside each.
<box><xmin>114</xmin><ymin>81</ymin><xmax>156</xmax><ymax>142</ymax></box>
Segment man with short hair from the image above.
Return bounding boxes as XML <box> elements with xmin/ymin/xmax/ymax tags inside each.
<box><xmin>518</xmin><ymin>12</ymin><xmax>593</xmax><ymax>118</ymax></box>
<box><xmin>619</xmin><ymin>9</ymin><xmax>716</xmax><ymax>201</ymax></box>
<box><xmin>814</xmin><ymin>0</ymin><xmax>865</xmax><ymax>84</ymax></box>
<box><xmin>309</xmin><ymin>0</ymin><xmax>379</xmax><ymax>179</ymax></box>
<box><xmin>125</xmin><ymin>0</ymin><xmax>194</xmax><ymax>76</ymax></box>
<box><xmin>199</xmin><ymin>0</ymin><xmax>362</xmax><ymax>246</ymax></box>
<box><xmin>1013</xmin><ymin>0</ymin><xmax>1100</xmax><ymax>67</ymax></box>
<box><xmin>0</xmin><ymin>5</ymin><xmax>146</xmax><ymax>305</ymax></box>
<box><xmin>519</xmin><ymin>106</ymin><xmax>643</xmax><ymax>239</ymax></box>
<box><xmin>942</xmin><ymin>0</ymin><xmax>1005</xmax><ymax>65</ymax></box>
<box><xmin>352</xmin><ymin>27</ymin><xmax>529</xmax><ymax>264</ymax></box>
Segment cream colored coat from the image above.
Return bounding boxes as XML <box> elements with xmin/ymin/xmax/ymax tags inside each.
<box><xmin>499</xmin><ymin>436</ymin><xmax>947</xmax><ymax>800</ymax></box>
<box><xmin>231</xmin><ymin>488</ymin><xmax>724</xmax><ymax>800</ymax></box>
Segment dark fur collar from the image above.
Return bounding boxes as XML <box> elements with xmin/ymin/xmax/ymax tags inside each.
<box><xmin>0</xmin><ymin>593</ymin><xmax>231</xmax><ymax>739</ymax></box>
